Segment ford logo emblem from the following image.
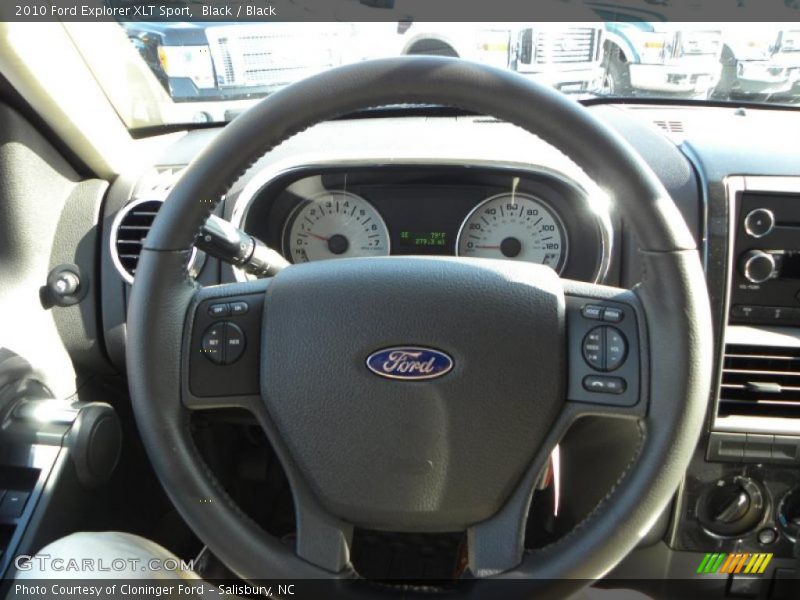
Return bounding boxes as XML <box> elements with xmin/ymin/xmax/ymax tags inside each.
<box><xmin>366</xmin><ymin>346</ymin><xmax>454</xmax><ymax>381</ymax></box>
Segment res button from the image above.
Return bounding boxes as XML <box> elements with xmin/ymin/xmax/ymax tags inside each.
<box><xmin>225</xmin><ymin>322</ymin><xmax>246</xmax><ymax>364</ymax></box>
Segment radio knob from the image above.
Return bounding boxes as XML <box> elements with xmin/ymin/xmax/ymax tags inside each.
<box><xmin>744</xmin><ymin>208</ymin><xmax>775</xmax><ymax>238</ymax></box>
<box><xmin>741</xmin><ymin>250</ymin><xmax>777</xmax><ymax>284</ymax></box>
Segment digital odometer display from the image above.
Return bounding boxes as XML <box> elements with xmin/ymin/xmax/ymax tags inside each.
<box><xmin>399</xmin><ymin>231</ymin><xmax>447</xmax><ymax>248</ymax></box>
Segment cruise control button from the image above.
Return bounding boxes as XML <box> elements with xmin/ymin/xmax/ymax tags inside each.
<box><xmin>603</xmin><ymin>307</ymin><xmax>624</xmax><ymax>323</ymax></box>
<box><xmin>583</xmin><ymin>376</ymin><xmax>626</xmax><ymax>394</ymax></box>
<box><xmin>582</xmin><ymin>327</ymin><xmax>604</xmax><ymax>370</ymax></box>
<box><xmin>581</xmin><ymin>305</ymin><xmax>604</xmax><ymax>320</ymax></box>
<box><xmin>224</xmin><ymin>323</ymin><xmax>246</xmax><ymax>364</ymax></box>
<box><xmin>201</xmin><ymin>325</ymin><xmax>225</xmax><ymax>365</ymax></box>
<box><xmin>605</xmin><ymin>327</ymin><xmax>628</xmax><ymax>371</ymax></box>
<box><xmin>229</xmin><ymin>301</ymin><xmax>249</xmax><ymax>316</ymax></box>
<box><xmin>208</xmin><ymin>303</ymin><xmax>230</xmax><ymax>318</ymax></box>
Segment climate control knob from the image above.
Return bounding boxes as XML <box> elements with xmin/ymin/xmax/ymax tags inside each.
<box><xmin>697</xmin><ymin>476</ymin><xmax>767</xmax><ymax>537</ymax></box>
<box><xmin>776</xmin><ymin>487</ymin><xmax>800</xmax><ymax>543</ymax></box>
<box><xmin>741</xmin><ymin>250</ymin><xmax>778</xmax><ymax>284</ymax></box>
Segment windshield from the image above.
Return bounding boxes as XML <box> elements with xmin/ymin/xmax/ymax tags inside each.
<box><xmin>64</xmin><ymin>4</ymin><xmax>800</xmax><ymax>129</ymax></box>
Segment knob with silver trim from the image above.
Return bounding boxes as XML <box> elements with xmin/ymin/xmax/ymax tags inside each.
<box><xmin>697</xmin><ymin>476</ymin><xmax>767</xmax><ymax>537</ymax></box>
<box><xmin>744</xmin><ymin>208</ymin><xmax>775</xmax><ymax>238</ymax></box>
<box><xmin>741</xmin><ymin>250</ymin><xmax>778</xmax><ymax>284</ymax></box>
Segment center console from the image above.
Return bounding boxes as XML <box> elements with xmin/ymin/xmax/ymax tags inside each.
<box><xmin>669</xmin><ymin>176</ymin><xmax>800</xmax><ymax>598</ymax></box>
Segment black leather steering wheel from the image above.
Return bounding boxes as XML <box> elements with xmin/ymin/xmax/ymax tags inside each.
<box><xmin>127</xmin><ymin>57</ymin><xmax>713</xmax><ymax>598</ymax></box>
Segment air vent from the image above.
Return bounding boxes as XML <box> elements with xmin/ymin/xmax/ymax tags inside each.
<box><xmin>652</xmin><ymin>119</ymin><xmax>685</xmax><ymax>134</ymax></box>
<box><xmin>719</xmin><ymin>344</ymin><xmax>800</xmax><ymax>418</ymax></box>
<box><xmin>111</xmin><ymin>199</ymin><xmax>164</xmax><ymax>284</ymax></box>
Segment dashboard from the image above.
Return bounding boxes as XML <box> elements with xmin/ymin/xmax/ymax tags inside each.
<box><xmin>80</xmin><ymin>100</ymin><xmax>800</xmax><ymax>587</ymax></box>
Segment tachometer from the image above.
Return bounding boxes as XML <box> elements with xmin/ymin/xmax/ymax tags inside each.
<box><xmin>283</xmin><ymin>191</ymin><xmax>390</xmax><ymax>263</ymax></box>
<box><xmin>456</xmin><ymin>192</ymin><xmax>567</xmax><ymax>271</ymax></box>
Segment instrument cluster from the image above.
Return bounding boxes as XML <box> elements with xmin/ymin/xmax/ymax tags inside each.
<box><xmin>235</xmin><ymin>165</ymin><xmax>609</xmax><ymax>283</ymax></box>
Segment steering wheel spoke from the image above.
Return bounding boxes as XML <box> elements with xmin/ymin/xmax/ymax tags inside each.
<box><xmin>181</xmin><ymin>279</ymin><xmax>269</xmax><ymax>410</ymax></box>
<box><xmin>181</xmin><ymin>278</ymin><xmax>355</xmax><ymax>573</ymax></box>
<box><xmin>467</xmin><ymin>411</ymin><xmax>573</xmax><ymax>578</ymax></box>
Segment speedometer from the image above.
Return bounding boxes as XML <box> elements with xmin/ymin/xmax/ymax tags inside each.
<box><xmin>456</xmin><ymin>193</ymin><xmax>567</xmax><ymax>271</ymax></box>
<box><xmin>283</xmin><ymin>191</ymin><xmax>390</xmax><ymax>263</ymax></box>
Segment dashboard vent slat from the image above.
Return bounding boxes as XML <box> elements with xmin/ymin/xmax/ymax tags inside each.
<box><xmin>111</xmin><ymin>199</ymin><xmax>164</xmax><ymax>284</ymax></box>
<box><xmin>719</xmin><ymin>344</ymin><xmax>800</xmax><ymax>418</ymax></box>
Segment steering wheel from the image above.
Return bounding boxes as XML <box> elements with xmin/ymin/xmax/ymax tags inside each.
<box><xmin>127</xmin><ymin>57</ymin><xmax>712</xmax><ymax>597</ymax></box>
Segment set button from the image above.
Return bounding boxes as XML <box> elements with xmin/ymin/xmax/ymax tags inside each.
<box><xmin>582</xmin><ymin>326</ymin><xmax>628</xmax><ymax>372</ymax></box>
<box><xmin>201</xmin><ymin>322</ymin><xmax>246</xmax><ymax>365</ymax></box>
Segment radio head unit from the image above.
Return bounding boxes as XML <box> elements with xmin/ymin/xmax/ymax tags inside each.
<box><xmin>730</xmin><ymin>190</ymin><xmax>800</xmax><ymax>325</ymax></box>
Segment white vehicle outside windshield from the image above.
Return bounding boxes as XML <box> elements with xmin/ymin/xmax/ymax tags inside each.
<box><xmin>58</xmin><ymin>10</ymin><xmax>800</xmax><ymax>128</ymax></box>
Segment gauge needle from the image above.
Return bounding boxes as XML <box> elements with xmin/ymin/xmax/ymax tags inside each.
<box><xmin>308</xmin><ymin>232</ymin><xmax>329</xmax><ymax>241</ymax></box>
<box><xmin>475</xmin><ymin>245</ymin><xmax>501</xmax><ymax>249</ymax></box>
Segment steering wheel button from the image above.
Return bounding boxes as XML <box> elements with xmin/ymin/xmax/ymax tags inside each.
<box><xmin>224</xmin><ymin>322</ymin><xmax>246</xmax><ymax>365</ymax></box>
<box><xmin>201</xmin><ymin>325</ymin><xmax>225</xmax><ymax>364</ymax></box>
<box><xmin>582</xmin><ymin>327</ymin><xmax>605</xmax><ymax>370</ymax></box>
<box><xmin>605</xmin><ymin>328</ymin><xmax>628</xmax><ymax>371</ymax></box>
<box><xmin>208</xmin><ymin>303</ymin><xmax>230</xmax><ymax>318</ymax></box>
<box><xmin>583</xmin><ymin>376</ymin><xmax>626</xmax><ymax>394</ymax></box>
<box><xmin>603</xmin><ymin>307</ymin><xmax>624</xmax><ymax>323</ymax></box>
<box><xmin>581</xmin><ymin>305</ymin><xmax>604</xmax><ymax>320</ymax></box>
<box><xmin>230</xmin><ymin>301</ymin><xmax>249</xmax><ymax>316</ymax></box>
